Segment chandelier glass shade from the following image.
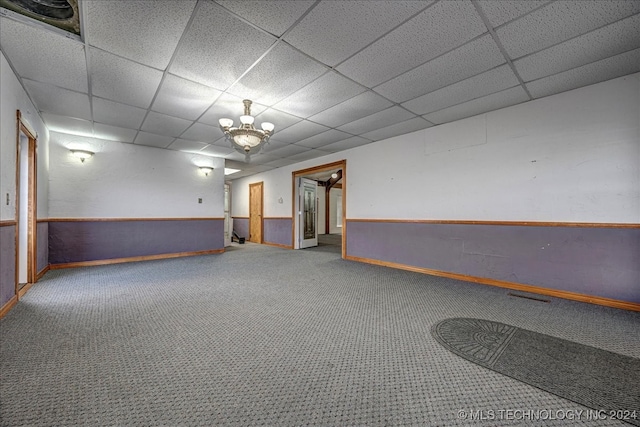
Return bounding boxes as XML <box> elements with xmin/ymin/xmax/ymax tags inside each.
<box><xmin>218</xmin><ymin>100</ymin><xmax>274</xmax><ymax>160</ymax></box>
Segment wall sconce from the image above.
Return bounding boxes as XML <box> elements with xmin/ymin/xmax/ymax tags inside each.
<box><xmin>199</xmin><ymin>166</ymin><xmax>214</xmax><ymax>176</ymax></box>
<box><xmin>71</xmin><ymin>149</ymin><xmax>94</xmax><ymax>162</ymax></box>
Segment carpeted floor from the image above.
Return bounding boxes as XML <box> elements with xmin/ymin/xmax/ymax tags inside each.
<box><xmin>1</xmin><ymin>242</ymin><xmax>638</xmax><ymax>426</ymax></box>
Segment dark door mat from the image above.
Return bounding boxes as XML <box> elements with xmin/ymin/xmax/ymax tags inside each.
<box><xmin>431</xmin><ymin>318</ymin><xmax>640</xmax><ymax>426</ymax></box>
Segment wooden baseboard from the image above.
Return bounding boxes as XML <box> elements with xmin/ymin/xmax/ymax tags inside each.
<box><xmin>17</xmin><ymin>281</ymin><xmax>36</xmax><ymax>299</ymax></box>
<box><xmin>263</xmin><ymin>242</ymin><xmax>293</xmax><ymax>249</ymax></box>
<box><xmin>345</xmin><ymin>255</ymin><xmax>640</xmax><ymax>312</ymax></box>
<box><xmin>36</xmin><ymin>264</ymin><xmax>50</xmax><ymax>281</ymax></box>
<box><xmin>50</xmin><ymin>249</ymin><xmax>225</xmax><ymax>270</ymax></box>
<box><xmin>0</xmin><ymin>295</ymin><xmax>18</xmax><ymax>319</ymax></box>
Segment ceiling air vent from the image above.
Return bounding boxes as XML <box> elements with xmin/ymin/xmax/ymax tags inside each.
<box><xmin>0</xmin><ymin>0</ymin><xmax>80</xmax><ymax>35</ymax></box>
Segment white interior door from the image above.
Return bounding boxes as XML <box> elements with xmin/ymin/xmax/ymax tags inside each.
<box><xmin>299</xmin><ymin>178</ymin><xmax>318</xmax><ymax>248</ymax></box>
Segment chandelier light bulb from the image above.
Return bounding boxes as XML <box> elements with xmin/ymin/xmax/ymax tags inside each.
<box><xmin>218</xmin><ymin>99</ymin><xmax>275</xmax><ymax>160</ymax></box>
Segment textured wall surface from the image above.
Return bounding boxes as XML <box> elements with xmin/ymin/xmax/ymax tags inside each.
<box><xmin>346</xmin><ymin>221</ymin><xmax>640</xmax><ymax>303</ymax></box>
<box><xmin>0</xmin><ymin>225</ymin><xmax>16</xmax><ymax>307</ymax></box>
<box><xmin>49</xmin><ymin>219</ymin><xmax>224</xmax><ymax>264</ymax></box>
<box><xmin>37</xmin><ymin>221</ymin><xmax>48</xmax><ymax>273</ymax></box>
<box><xmin>264</xmin><ymin>218</ymin><xmax>292</xmax><ymax>247</ymax></box>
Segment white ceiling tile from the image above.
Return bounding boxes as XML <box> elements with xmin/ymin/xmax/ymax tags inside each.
<box><xmin>227</xmin><ymin>42</ymin><xmax>327</xmax><ymax>106</ymax></box>
<box><xmin>92</xmin><ymin>97</ymin><xmax>147</xmax><ymax>129</ymax></box>
<box><xmin>200</xmin><ymin>144</ymin><xmax>235</xmax><ymax>157</ymax></box>
<box><xmin>496</xmin><ymin>0</ymin><xmax>640</xmax><ymax>59</ymax></box>
<box><xmin>359</xmin><ymin>117</ymin><xmax>434</xmax><ymax>142</ymax></box>
<box><xmin>215</xmin><ymin>0</ymin><xmax>315</xmax><ymax>37</ymax></box>
<box><xmin>253</xmin><ymin>108</ymin><xmax>304</xmax><ymax>132</ymax></box>
<box><xmin>262</xmin><ymin>158</ymin><xmax>299</xmax><ymax>168</ymax></box>
<box><xmin>476</xmin><ymin>0</ymin><xmax>549</xmax><ymax>28</ymax></box>
<box><xmin>93</xmin><ymin>123</ymin><xmax>137</xmax><ymax>143</ymax></box>
<box><xmin>41</xmin><ymin>113</ymin><xmax>93</xmax><ymax>137</ymax></box>
<box><xmin>336</xmin><ymin>0</ymin><xmax>486</xmax><ymax>87</ymax></box>
<box><xmin>402</xmin><ymin>65</ymin><xmax>521</xmax><ymax>115</ymax></box>
<box><xmin>337</xmin><ymin>106</ymin><xmax>415</xmax><ymax>135</ymax></box>
<box><xmin>273</xmin><ymin>71</ymin><xmax>366</xmax><ymax>117</ymax></box>
<box><xmin>374</xmin><ymin>35</ymin><xmax>505</xmax><ymax>103</ymax></box>
<box><xmin>268</xmin><ymin>120</ymin><xmax>330</xmax><ymax>144</ymax></box>
<box><xmin>0</xmin><ymin>17</ymin><xmax>87</xmax><ymax>92</ymax></box>
<box><xmin>167</xmin><ymin>139</ymin><xmax>209</xmax><ymax>152</ymax></box>
<box><xmin>140</xmin><ymin>111</ymin><xmax>193</xmax><ymax>137</ymax></box>
<box><xmin>169</xmin><ymin>0</ymin><xmax>276</xmax><ymax>90</ymax></box>
<box><xmin>320</xmin><ymin>136</ymin><xmax>372</xmax><ymax>153</ymax></box>
<box><xmin>23</xmin><ymin>79</ymin><xmax>91</xmax><ymax>120</ymax></box>
<box><xmin>424</xmin><ymin>86</ymin><xmax>529</xmax><ymax>124</ymax></box>
<box><xmin>295</xmin><ymin>130</ymin><xmax>353</xmax><ymax>149</ymax></box>
<box><xmin>283</xmin><ymin>1</ymin><xmax>430</xmax><ymax>67</ymax></box>
<box><xmin>83</xmin><ymin>0</ymin><xmax>197</xmax><ymax>69</ymax></box>
<box><xmin>266</xmin><ymin>144</ymin><xmax>311</xmax><ymax>158</ymax></box>
<box><xmin>134</xmin><ymin>131</ymin><xmax>175</xmax><ymax>148</ymax></box>
<box><xmin>180</xmin><ymin>122</ymin><xmax>223</xmax><ymax>143</ymax></box>
<box><xmin>152</xmin><ymin>74</ymin><xmax>222</xmax><ymax>121</ymax></box>
<box><xmin>199</xmin><ymin>93</ymin><xmax>268</xmax><ymax>127</ymax></box>
<box><xmin>287</xmin><ymin>149</ymin><xmax>332</xmax><ymax>162</ymax></box>
<box><xmin>308</xmin><ymin>91</ymin><xmax>393</xmax><ymax>128</ymax></box>
<box><xmin>514</xmin><ymin>14</ymin><xmax>640</xmax><ymax>82</ymax></box>
<box><xmin>526</xmin><ymin>48</ymin><xmax>640</xmax><ymax>99</ymax></box>
<box><xmin>90</xmin><ymin>49</ymin><xmax>163</xmax><ymax>108</ymax></box>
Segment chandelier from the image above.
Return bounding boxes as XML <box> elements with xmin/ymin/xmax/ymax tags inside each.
<box><xmin>218</xmin><ymin>99</ymin><xmax>274</xmax><ymax>160</ymax></box>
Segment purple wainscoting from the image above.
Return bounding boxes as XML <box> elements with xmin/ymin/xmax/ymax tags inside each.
<box><xmin>232</xmin><ymin>218</ymin><xmax>249</xmax><ymax>241</ymax></box>
<box><xmin>0</xmin><ymin>224</ymin><xmax>16</xmax><ymax>307</ymax></box>
<box><xmin>37</xmin><ymin>221</ymin><xmax>48</xmax><ymax>274</ymax></box>
<box><xmin>346</xmin><ymin>221</ymin><xmax>640</xmax><ymax>304</ymax></box>
<box><xmin>49</xmin><ymin>219</ymin><xmax>225</xmax><ymax>264</ymax></box>
<box><xmin>264</xmin><ymin>218</ymin><xmax>292</xmax><ymax>247</ymax></box>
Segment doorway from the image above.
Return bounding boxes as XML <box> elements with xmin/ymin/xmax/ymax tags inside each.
<box><xmin>249</xmin><ymin>181</ymin><xmax>263</xmax><ymax>243</ymax></box>
<box><xmin>15</xmin><ymin>110</ymin><xmax>37</xmax><ymax>297</ymax></box>
<box><xmin>292</xmin><ymin>160</ymin><xmax>346</xmax><ymax>257</ymax></box>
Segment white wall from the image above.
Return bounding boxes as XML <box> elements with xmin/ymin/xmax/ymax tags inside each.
<box><xmin>0</xmin><ymin>51</ymin><xmax>49</xmax><ymax>220</ymax></box>
<box><xmin>48</xmin><ymin>131</ymin><xmax>225</xmax><ymax>218</ymax></box>
<box><xmin>232</xmin><ymin>73</ymin><xmax>639</xmax><ymax>224</ymax></box>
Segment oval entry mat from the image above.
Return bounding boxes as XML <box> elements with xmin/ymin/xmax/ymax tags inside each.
<box><xmin>431</xmin><ymin>318</ymin><xmax>640</xmax><ymax>426</ymax></box>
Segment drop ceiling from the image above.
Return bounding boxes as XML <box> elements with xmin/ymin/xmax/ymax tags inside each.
<box><xmin>1</xmin><ymin>0</ymin><xmax>638</xmax><ymax>180</ymax></box>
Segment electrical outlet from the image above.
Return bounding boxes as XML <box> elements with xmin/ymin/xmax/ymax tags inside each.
<box><xmin>198</xmin><ymin>198</ymin><xmax>202</xmax><ymax>204</ymax></box>
<box><xmin>5</xmin><ymin>193</ymin><xmax>9</xmax><ymax>206</ymax></box>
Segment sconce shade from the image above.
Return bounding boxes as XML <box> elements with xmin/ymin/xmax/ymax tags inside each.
<box><xmin>199</xmin><ymin>166</ymin><xmax>214</xmax><ymax>176</ymax></box>
<box><xmin>71</xmin><ymin>149</ymin><xmax>94</xmax><ymax>162</ymax></box>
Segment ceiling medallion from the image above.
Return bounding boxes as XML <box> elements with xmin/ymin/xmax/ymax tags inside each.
<box><xmin>218</xmin><ymin>99</ymin><xmax>274</xmax><ymax>161</ymax></box>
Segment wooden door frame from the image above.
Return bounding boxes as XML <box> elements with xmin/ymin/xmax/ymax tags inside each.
<box><xmin>15</xmin><ymin>110</ymin><xmax>38</xmax><ymax>298</ymax></box>
<box><xmin>249</xmin><ymin>181</ymin><xmax>264</xmax><ymax>243</ymax></box>
<box><xmin>291</xmin><ymin>160</ymin><xmax>346</xmax><ymax>258</ymax></box>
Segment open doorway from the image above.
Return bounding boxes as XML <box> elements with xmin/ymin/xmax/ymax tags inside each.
<box><xmin>292</xmin><ymin>160</ymin><xmax>346</xmax><ymax>258</ymax></box>
<box><xmin>15</xmin><ymin>110</ymin><xmax>38</xmax><ymax>298</ymax></box>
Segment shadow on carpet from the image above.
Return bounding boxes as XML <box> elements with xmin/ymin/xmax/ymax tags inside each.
<box><xmin>432</xmin><ymin>318</ymin><xmax>640</xmax><ymax>426</ymax></box>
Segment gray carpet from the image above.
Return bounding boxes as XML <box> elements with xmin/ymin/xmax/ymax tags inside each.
<box><xmin>432</xmin><ymin>318</ymin><xmax>640</xmax><ymax>426</ymax></box>
<box><xmin>1</xmin><ymin>242</ymin><xmax>639</xmax><ymax>426</ymax></box>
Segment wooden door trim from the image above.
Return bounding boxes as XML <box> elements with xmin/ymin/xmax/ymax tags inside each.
<box><xmin>249</xmin><ymin>181</ymin><xmax>264</xmax><ymax>244</ymax></box>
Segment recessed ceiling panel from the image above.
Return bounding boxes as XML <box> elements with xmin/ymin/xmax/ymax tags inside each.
<box><xmin>308</xmin><ymin>91</ymin><xmax>393</xmax><ymax>128</ymax></box>
<box><xmin>92</xmin><ymin>97</ymin><xmax>147</xmax><ymax>130</ymax></box>
<box><xmin>167</xmin><ymin>139</ymin><xmax>209</xmax><ymax>152</ymax></box>
<box><xmin>526</xmin><ymin>48</ymin><xmax>640</xmax><ymax>99</ymax></box>
<box><xmin>169</xmin><ymin>0</ymin><xmax>276</xmax><ymax>90</ymax></box>
<box><xmin>152</xmin><ymin>74</ymin><xmax>222</xmax><ymax>121</ymax></box>
<box><xmin>23</xmin><ymin>79</ymin><xmax>91</xmax><ymax>119</ymax></box>
<box><xmin>140</xmin><ymin>111</ymin><xmax>192</xmax><ymax>138</ymax></box>
<box><xmin>227</xmin><ymin>42</ymin><xmax>327</xmax><ymax>106</ymax></box>
<box><xmin>514</xmin><ymin>14</ymin><xmax>640</xmax><ymax>82</ymax></box>
<box><xmin>374</xmin><ymin>35</ymin><xmax>505</xmax><ymax>103</ymax></box>
<box><xmin>253</xmin><ymin>108</ymin><xmax>304</xmax><ymax>132</ymax></box>
<box><xmin>265</xmin><ymin>144</ymin><xmax>311</xmax><ymax>158</ymax></box>
<box><xmin>476</xmin><ymin>0</ymin><xmax>549</xmax><ymax>28</ymax></box>
<box><xmin>295</xmin><ymin>129</ymin><xmax>353</xmax><ymax>149</ymax></box>
<box><xmin>283</xmin><ymin>1</ymin><xmax>430</xmax><ymax>67</ymax></box>
<box><xmin>320</xmin><ymin>136</ymin><xmax>372</xmax><ymax>153</ymax></box>
<box><xmin>424</xmin><ymin>86</ymin><xmax>529</xmax><ymax>125</ymax></box>
<box><xmin>402</xmin><ymin>65</ymin><xmax>521</xmax><ymax>115</ymax></box>
<box><xmin>41</xmin><ymin>112</ymin><xmax>93</xmax><ymax>137</ymax></box>
<box><xmin>93</xmin><ymin>123</ymin><xmax>137</xmax><ymax>143</ymax></box>
<box><xmin>287</xmin><ymin>149</ymin><xmax>332</xmax><ymax>162</ymax></box>
<box><xmin>199</xmin><ymin>93</ymin><xmax>268</xmax><ymax>127</ymax></box>
<box><xmin>273</xmin><ymin>71</ymin><xmax>366</xmax><ymax>118</ymax></box>
<box><xmin>336</xmin><ymin>0</ymin><xmax>486</xmax><ymax>87</ymax></box>
<box><xmin>134</xmin><ymin>131</ymin><xmax>175</xmax><ymax>149</ymax></box>
<box><xmin>0</xmin><ymin>16</ymin><xmax>87</xmax><ymax>92</ymax></box>
<box><xmin>337</xmin><ymin>106</ymin><xmax>415</xmax><ymax>135</ymax></box>
<box><xmin>215</xmin><ymin>0</ymin><xmax>315</xmax><ymax>37</ymax></box>
<box><xmin>359</xmin><ymin>117</ymin><xmax>433</xmax><ymax>142</ymax></box>
<box><xmin>268</xmin><ymin>120</ymin><xmax>330</xmax><ymax>144</ymax></box>
<box><xmin>90</xmin><ymin>48</ymin><xmax>163</xmax><ymax>109</ymax></box>
<box><xmin>496</xmin><ymin>0</ymin><xmax>640</xmax><ymax>59</ymax></box>
<box><xmin>83</xmin><ymin>0</ymin><xmax>196</xmax><ymax>69</ymax></box>
<box><xmin>180</xmin><ymin>122</ymin><xmax>222</xmax><ymax>143</ymax></box>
